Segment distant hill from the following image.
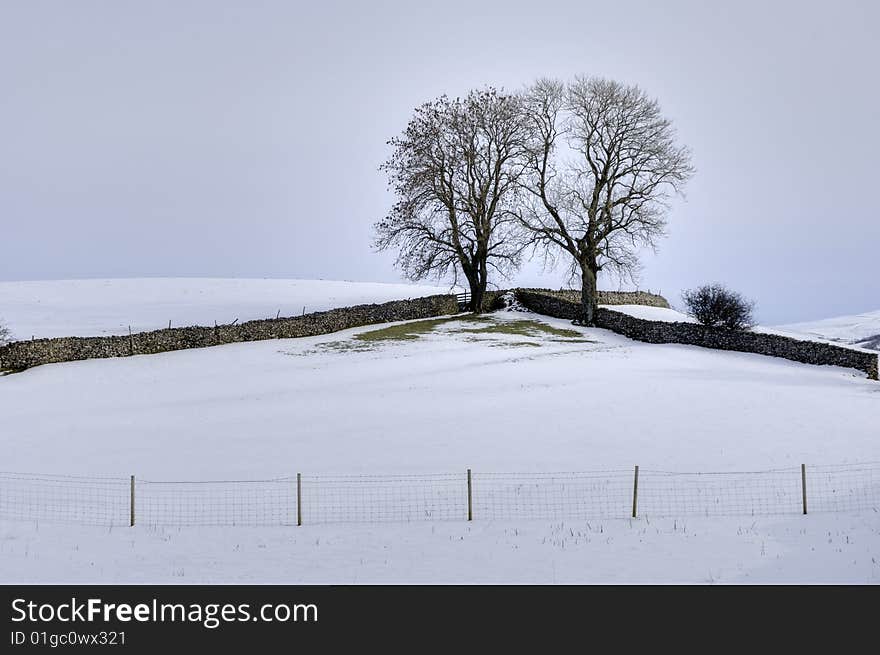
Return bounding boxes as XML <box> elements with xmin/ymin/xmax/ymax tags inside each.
<box><xmin>855</xmin><ymin>334</ymin><xmax>880</xmax><ymax>350</ymax></box>
<box><xmin>778</xmin><ymin>311</ymin><xmax>880</xmax><ymax>352</ymax></box>
<box><xmin>0</xmin><ymin>278</ymin><xmax>457</xmax><ymax>339</ymax></box>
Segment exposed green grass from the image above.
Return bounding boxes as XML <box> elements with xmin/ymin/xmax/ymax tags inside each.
<box><xmin>459</xmin><ymin>319</ymin><xmax>582</xmax><ymax>339</ymax></box>
<box><xmin>303</xmin><ymin>314</ymin><xmax>594</xmax><ymax>353</ymax></box>
<box><xmin>487</xmin><ymin>341</ymin><xmax>543</xmax><ymax>348</ymax></box>
<box><xmin>312</xmin><ymin>340</ymin><xmax>374</xmax><ymax>353</ymax></box>
<box><xmin>353</xmin><ymin>316</ymin><xmax>461</xmax><ymax>342</ymax></box>
<box><xmin>287</xmin><ymin>314</ymin><xmax>594</xmax><ymax>357</ymax></box>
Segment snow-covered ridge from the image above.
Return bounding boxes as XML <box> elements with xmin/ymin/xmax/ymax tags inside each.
<box><xmin>600</xmin><ymin>304</ymin><xmax>695</xmax><ymax>323</ymax></box>
<box><xmin>777</xmin><ymin>311</ymin><xmax>880</xmax><ymax>351</ymax></box>
<box><xmin>0</xmin><ymin>278</ymin><xmax>457</xmax><ymax>339</ymax></box>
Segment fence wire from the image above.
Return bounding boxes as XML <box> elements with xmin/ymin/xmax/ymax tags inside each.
<box><xmin>473</xmin><ymin>471</ymin><xmax>633</xmax><ymax>520</ymax></box>
<box><xmin>806</xmin><ymin>463</ymin><xmax>880</xmax><ymax>514</ymax></box>
<box><xmin>0</xmin><ymin>464</ymin><xmax>877</xmax><ymax>527</ymax></box>
<box><xmin>137</xmin><ymin>478</ymin><xmax>297</xmax><ymax>527</ymax></box>
<box><xmin>0</xmin><ymin>472</ymin><xmax>129</xmax><ymax>526</ymax></box>
<box><xmin>300</xmin><ymin>474</ymin><xmax>467</xmax><ymax>524</ymax></box>
<box><xmin>638</xmin><ymin>468</ymin><xmax>802</xmax><ymax>517</ymax></box>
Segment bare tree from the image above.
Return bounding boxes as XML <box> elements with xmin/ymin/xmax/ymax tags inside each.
<box><xmin>0</xmin><ymin>320</ymin><xmax>10</xmax><ymax>346</ymax></box>
<box><xmin>519</xmin><ymin>77</ymin><xmax>694</xmax><ymax>324</ymax></box>
<box><xmin>375</xmin><ymin>88</ymin><xmax>530</xmax><ymax>312</ymax></box>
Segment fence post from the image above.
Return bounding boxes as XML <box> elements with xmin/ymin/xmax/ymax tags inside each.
<box><xmin>632</xmin><ymin>465</ymin><xmax>639</xmax><ymax>518</ymax></box>
<box><xmin>801</xmin><ymin>464</ymin><xmax>807</xmax><ymax>515</ymax></box>
<box><xmin>297</xmin><ymin>473</ymin><xmax>302</xmax><ymax>526</ymax></box>
<box><xmin>467</xmin><ymin>468</ymin><xmax>473</xmax><ymax>521</ymax></box>
<box><xmin>130</xmin><ymin>475</ymin><xmax>135</xmax><ymax>527</ymax></box>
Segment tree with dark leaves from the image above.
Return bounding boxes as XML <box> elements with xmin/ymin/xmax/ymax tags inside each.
<box><xmin>682</xmin><ymin>284</ymin><xmax>755</xmax><ymax>330</ymax></box>
<box><xmin>375</xmin><ymin>88</ymin><xmax>531</xmax><ymax>312</ymax></box>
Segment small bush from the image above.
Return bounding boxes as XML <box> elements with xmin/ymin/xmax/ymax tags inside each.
<box><xmin>681</xmin><ymin>284</ymin><xmax>755</xmax><ymax>330</ymax></box>
<box><xmin>0</xmin><ymin>320</ymin><xmax>10</xmax><ymax>345</ymax></box>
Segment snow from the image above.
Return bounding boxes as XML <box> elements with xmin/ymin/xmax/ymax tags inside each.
<box><xmin>2</xmin><ymin>513</ymin><xmax>878</xmax><ymax>583</ymax></box>
<box><xmin>1</xmin><ymin>312</ymin><xmax>877</xmax><ymax>477</ymax></box>
<box><xmin>1</xmin><ymin>280</ymin><xmax>878</xmax><ymax>583</ymax></box>
<box><xmin>0</xmin><ymin>278</ymin><xmax>456</xmax><ymax>339</ymax></box>
<box><xmin>601</xmin><ymin>303</ymin><xmax>695</xmax><ymax>322</ymax></box>
<box><xmin>778</xmin><ymin>311</ymin><xmax>880</xmax><ymax>350</ymax></box>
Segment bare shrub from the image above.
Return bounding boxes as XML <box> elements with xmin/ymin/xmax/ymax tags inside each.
<box><xmin>682</xmin><ymin>284</ymin><xmax>755</xmax><ymax>330</ymax></box>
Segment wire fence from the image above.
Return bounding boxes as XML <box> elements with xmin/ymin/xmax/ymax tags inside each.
<box><xmin>473</xmin><ymin>471</ymin><xmax>633</xmax><ymax>520</ymax></box>
<box><xmin>0</xmin><ymin>463</ymin><xmax>878</xmax><ymax>528</ymax></box>
<box><xmin>0</xmin><ymin>472</ymin><xmax>130</xmax><ymax>526</ymax></box>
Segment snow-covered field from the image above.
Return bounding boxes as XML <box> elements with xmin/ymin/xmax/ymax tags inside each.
<box><xmin>2</xmin><ymin>311</ymin><xmax>877</xmax><ymax>476</ymax></box>
<box><xmin>602</xmin><ymin>303</ymin><xmax>696</xmax><ymax>322</ymax></box>
<box><xmin>3</xmin><ymin>513</ymin><xmax>877</xmax><ymax>584</ymax></box>
<box><xmin>0</xmin><ymin>278</ymin><xmax>455</xmax><ymax>339</ymax></box>
<box><xmin>1</xmin><ymin>280</ymin><xmax>878</xmax><ymax>583</ymax></box>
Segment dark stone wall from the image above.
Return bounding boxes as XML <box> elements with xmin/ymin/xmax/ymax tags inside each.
<box><xmin>481</xmin><ymin>290</ymin><xmax>509</xmax><ymax>312</ymax></box>
<box><xmin>514</xmin><ymin>290</ymin><xmax>583</xmax><ymax>320</ymax></box>
<box><xmin>515</xmin><ymin>289</ymin><xmax>879</xmax><ymax>380</ymax></box>
<box><xmin>0</xmin><ymin>294</ymin><xmax>460</xmax><ymax>372</ymax></box>
<box><xmin>598</xmin><ymin>290</ymin><xmax>669</xmax><ymax>308</ymax></box>
<box><xmin>522</xmin><ymin>288</ymin><xmax>670</xmax><ymax>309</ymax></box>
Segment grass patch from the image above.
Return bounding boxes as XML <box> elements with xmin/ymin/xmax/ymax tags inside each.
<box><xmin>487</xmin><ymin>341</ymin><xmax>543</xmax><ymax>348</ymax></box>
<box><xmin>353</xmin><ymin>316</ymin><xmax>461</xmax><ymax>342</ymax></box>
<box><xmin>459</xmin><ymin>318</ymin><xmax>582</xmax><ymax>339</ymax></box>
<box><xmin>305</xmin><ymin>314</ymin><xmax>593</xmax><ymax>352</ymax></box>
<box><xmin>288</xmin><ymin>315</ymin><xmax>592</xmax><ymax>357</ymax></box>
<box><xmin>312</xmin><ymin>340</ymin><xmax>375</xmax><ymax>353</ymax></box>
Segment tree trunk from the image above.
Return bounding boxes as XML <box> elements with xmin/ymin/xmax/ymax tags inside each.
<box><xmin>468</xmin><ymin>277</ymin><xmax>486</xmax><ymax>314</ymax></box>
<box><xmin>579</xmin><ymin>265</ymin><xmax>598</xmax><ymax>326</ymax></box>
<box><xmin>467</xmin><ymin>255</ymin><xmax>489</xmax><ymax>313</ymax></box>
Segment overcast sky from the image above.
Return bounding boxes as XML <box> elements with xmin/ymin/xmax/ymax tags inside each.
<box><xmin>1</xmin><ymin>1</ymin><xmax>877</xmax><ymax>323</ymax></box>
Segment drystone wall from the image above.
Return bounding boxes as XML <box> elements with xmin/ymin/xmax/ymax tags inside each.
<box><xmin>523</xmin><ymin>289</ymin><xmax>669</xmax><ymax>308</ymax></box>
<box><xmin>514</xmin><ymin>289</ymin><xmax>879</xmax><ymax>380</ymax></box>
<box><xmin>0</xmin><ymin>295</ymin><xmax>460</xmax><ymax>372</ymax></box>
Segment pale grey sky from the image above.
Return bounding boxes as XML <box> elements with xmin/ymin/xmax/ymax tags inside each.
<box><xmin>1</xmin><ymin>0</ymin><xmax>877</xmax><ymax>323</ymax></box>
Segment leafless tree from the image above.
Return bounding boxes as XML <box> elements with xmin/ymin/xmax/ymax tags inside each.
<box><xmin>375</xmin><ymin>88</ymin><xmax>531</xmax><ymax>312</ymax></box>
<box><xmin>519</xmin><ymin>77</ymin><xmax>694</xmax><ymax>324</ymax></box>
<box><xmin>0</xmin><ymin>320</ymin><xmax>10</xmax><ymax>346</ymax></box>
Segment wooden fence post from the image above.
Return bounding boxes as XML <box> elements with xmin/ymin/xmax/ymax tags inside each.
<box><xmin>632</xmin><ymin>465</ymin><xmax>639</xmax><ymax>518</ymax></box>
<box><xmin>130</xmin><ymin>475</ymin><xmax>135</xmax><ymax>527</ymax></box>
<box><xmin>467</xmin><ymin>468</ymin><xmax>473</xmax><ymax>521</ymax></box>
<box><xmin>801</xmin><ymin>464</ymin><xmax>807</xmax><ymax>515</ymax></box>
<box><xmin>297</xmin><ymin>473</ymin><xmax>302</xmax><ymax>526</ymax></box>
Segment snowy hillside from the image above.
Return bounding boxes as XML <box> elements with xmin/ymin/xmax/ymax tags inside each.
<box><xmin>778</xmin><ymin>311</ymin><xmax>880</xmax><ymax>351</ymax></box>
<box><xmin>3</xmin><ymin>312</ymin><xmax>876</xmax><ymax>477</ymax></box>
<box><xmin>0</xmin><ymin>278</ymin><xmax>456</xmax><ymax>339</ymax></box>
<box><xmin>1</xmin><ymin>283</ymin><xmax>878</xmax><ymax>583</ymax></box>
<box><xmin>601</xmin><ymin>304</ymin><xmax>695</xmax><ymax>322</ymax></box>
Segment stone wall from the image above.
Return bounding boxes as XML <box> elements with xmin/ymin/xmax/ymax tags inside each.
<box><xmin>481</xmin><ymin>290</ymin><xmax>509</xmax><ymax>312</ymax></box>
<box><xmin>514</xmin><ymin>290</ymin><xmax>583</xmax><ymax>320</ymax></box>
<box><xmin>0</xmin><ymin>294</ymin><xmax>460</xmax><ymax>372</ymax></box>
<box><xmin>515</xmin><ymin>289</ymin><xmax>879</xmax><ymax>380</ymax></box>
<box><xmin>522</xmin><ymin>288</ymin><xmax>670</xmax><ymax>308</ymax></box>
